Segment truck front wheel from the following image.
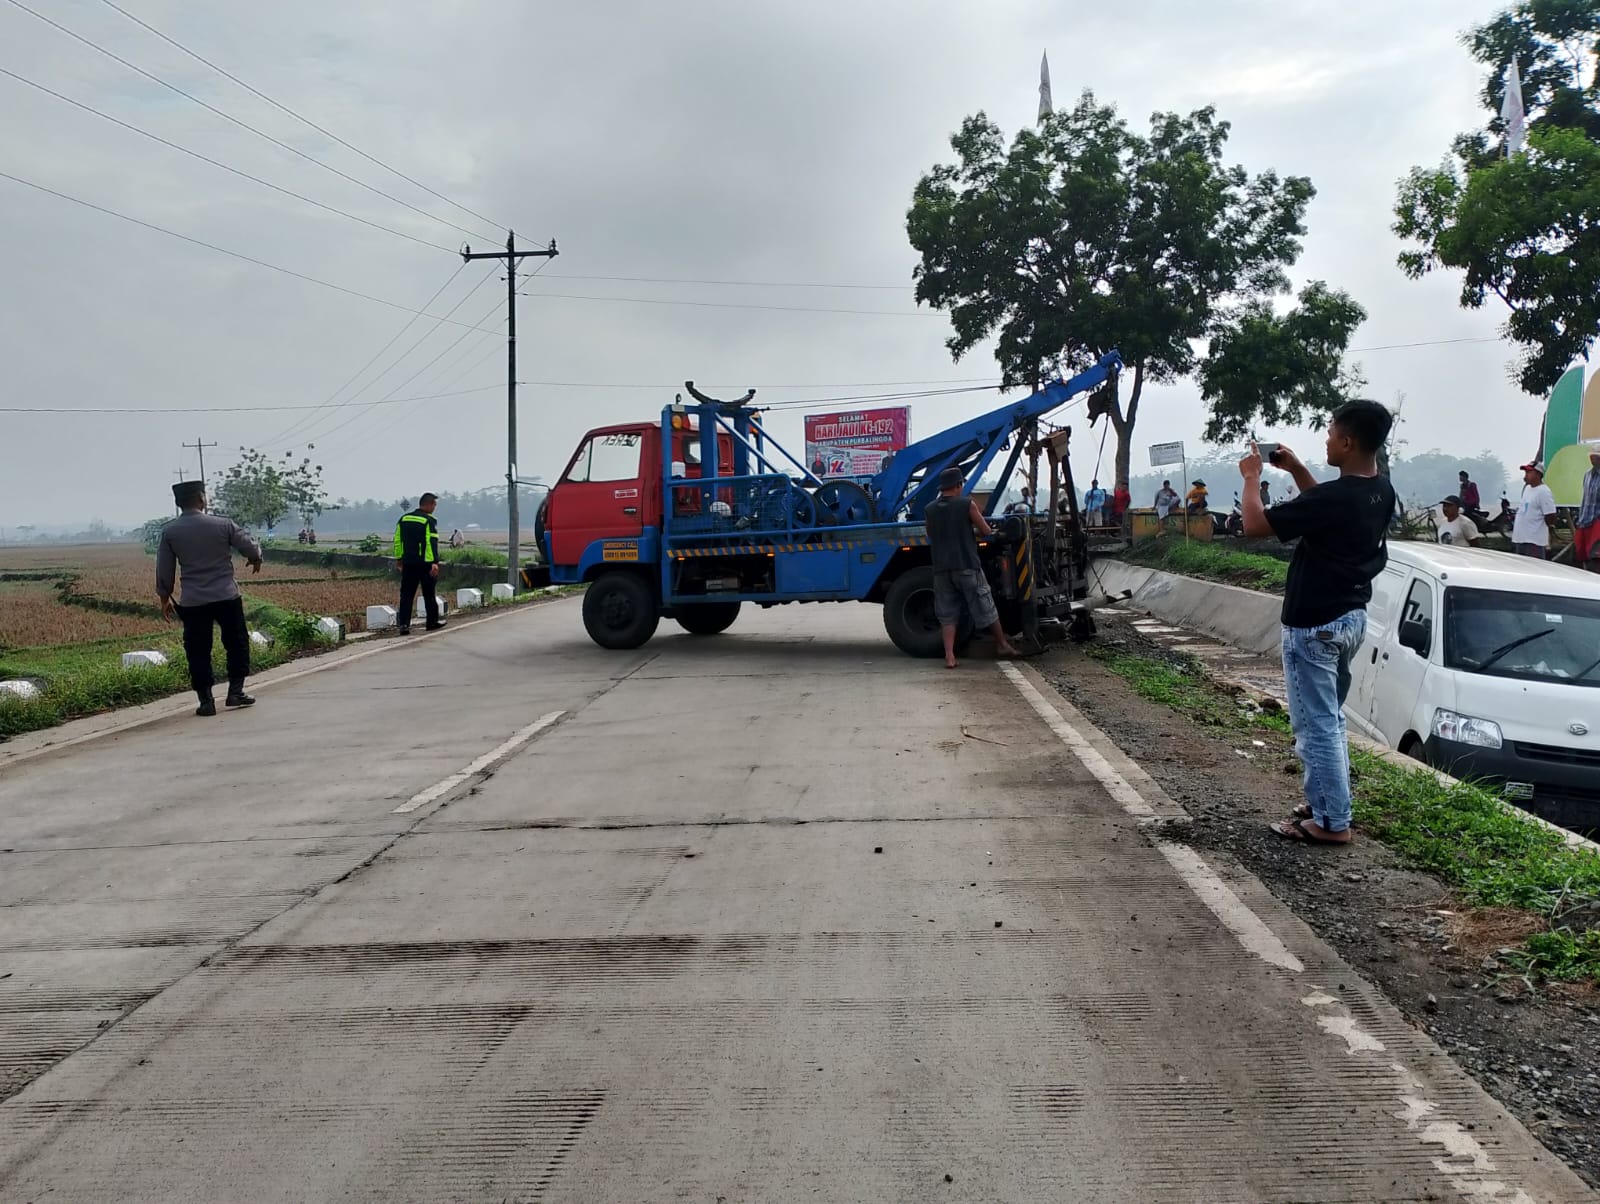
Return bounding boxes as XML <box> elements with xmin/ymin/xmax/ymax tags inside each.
<box><xmin>675</xmin><ymin>602</ymin><xmax>741</xmax><ymax>635</ymax></box>
<box><xmin>582</xmin><ymin>571</ymin><xmax>659</xmax><ymax>649</ymax></box>
<box><xmin>882</xmin><ymin>566</ymin><xmax>970</xmax><ymax>658</ymax></box>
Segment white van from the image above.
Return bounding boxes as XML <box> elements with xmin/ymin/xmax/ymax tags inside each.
<box><xmin>1346</xmin><ymin>542</ymin><xmax>1600</xmax><ymax>829</ymax></box>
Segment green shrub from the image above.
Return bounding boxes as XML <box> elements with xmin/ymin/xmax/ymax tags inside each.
<box><xmin>358</xmin><ymin>533</ymin><xmax>384</xmax><ymax>554</ymax></box>
<box><xmin>442</xmin><ymin>545</ymin><xmax>508</xmax><ymax>567</ymax></box>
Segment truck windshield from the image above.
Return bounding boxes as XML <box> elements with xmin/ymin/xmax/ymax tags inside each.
<box><xmin>1444</xmin><ymin>587</ymin><xmax>1600</xmax><ymax>687</ymax></box>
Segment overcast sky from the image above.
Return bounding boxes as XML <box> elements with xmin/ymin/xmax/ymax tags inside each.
<box><xmin>0</xmin><ymin>0</ymin><xmax>1534</xmax><ymax>531</ymax></box>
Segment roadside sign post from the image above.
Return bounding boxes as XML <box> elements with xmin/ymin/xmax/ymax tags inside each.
<box><xmin>1148</xmin><ymin>440</ymin><xmax>1188</xmax><ymax>542</ymax></box>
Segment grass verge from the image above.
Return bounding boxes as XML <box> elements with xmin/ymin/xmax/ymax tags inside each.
<box><xmin>1119</xmin><ymin>538</ymin><xmax>1290</xmax><ymax>592</ymax></box>
<box><xmin>1089</xmin><ymin>644</ymin><xmax>1600</xmax><ymax>985</ymax></box>
<box><xmin>1088</xmin><ymin>645</ymin><xmax>1292</xmax><ymax>735</ymax></box>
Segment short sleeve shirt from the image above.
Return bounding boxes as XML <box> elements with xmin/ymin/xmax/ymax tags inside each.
<box><xmin>1434</xmin><ymin>514</ymin><xmax>1480</xmax><ymax>546</ymax></box>
<box><xmin>1266</xmin><ymin>475</ymin><xmax>1396</xmax><ymax>628</ymax></box>
<box><xmin>1512</xmin><ymin>484</ymin><xmax>1557</xmax><ymax>547</ymax></box>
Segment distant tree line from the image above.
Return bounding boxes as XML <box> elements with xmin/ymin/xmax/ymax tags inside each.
<box><xmin>315</xmin><ymin>485</ymin><xmax>547</xmax><ymax>534</ymax></box>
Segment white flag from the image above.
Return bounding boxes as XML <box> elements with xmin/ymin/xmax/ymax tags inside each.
<box><xmin>1038</xmin><ymin>51</ymin><xmax>1052</xmax><ymax>124</ymax></box>
<box><xmin>1501</xmin><ymin>58</ymin><xmax>1526</xmax><ymax>156</ymax></box>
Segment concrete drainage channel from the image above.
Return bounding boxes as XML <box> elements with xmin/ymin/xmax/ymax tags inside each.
<box><xmin>1088</xmin><ymin>557</ymin><xmax>1600</xmax><ymax>855</ymax></box>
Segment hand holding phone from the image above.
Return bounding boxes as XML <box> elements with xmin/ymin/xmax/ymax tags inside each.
<box><xmin>1256</xmin><ymin>441</ymin><xmax>1282</xmax><ymax>465</ymax></box>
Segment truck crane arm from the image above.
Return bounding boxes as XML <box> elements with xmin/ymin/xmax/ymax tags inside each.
<box><xmin>869</xmin><ymin>351</ymin><xmax>1122</xmax><ymax>521</ymax></box>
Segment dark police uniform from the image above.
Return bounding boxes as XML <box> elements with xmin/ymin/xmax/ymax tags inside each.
<box><xmin>155</xmin><ymin>480</ymin><xmax>262</xmax><ymax>713</ymax></box>
<box><xmin>393</xmin><ymin>506</ymin><xmax>442</xmax><ymax>632</ymax></box>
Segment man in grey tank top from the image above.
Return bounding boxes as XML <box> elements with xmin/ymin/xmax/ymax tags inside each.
<box><xmin>923</xmin><ymin>466</ymin><xmax>1019</xmax><ymax>668</ymax></box>
<box><xmin>155</xmin><ymin>480</ymin><xmax>263</xmax><ymax>716</ymax></box>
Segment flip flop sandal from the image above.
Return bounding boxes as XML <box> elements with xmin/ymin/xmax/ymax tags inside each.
<box><xmin>1270</xmin><ymin>817</ymin><xmax>1350</xmax><ymax>845</ymax></box>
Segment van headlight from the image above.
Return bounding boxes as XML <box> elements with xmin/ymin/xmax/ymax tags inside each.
<box><xmin>1431</xmin><ymin>709</ymin><xmax>1503</xmax><ymax>749</ymax></box>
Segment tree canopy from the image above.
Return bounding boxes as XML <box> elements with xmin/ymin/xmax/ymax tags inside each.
<box><xmin>212</xmin><ymin>447</ymin><xmax>330</xmax><ymax>532</ymax></box>
<box><xmin>1198</xmin><ymin>282</ymin><xmax>1368</xmax><ymax>442</ymax></box>
<box><xmin>1394</xmin><ymin>0</ymin><xmax>1600</xmax><ymax>395</ymax></box>
<box><xmin>907</xmin><ymin>93</ymin><xmax>1361</xmax><ymax>486</ymax></box>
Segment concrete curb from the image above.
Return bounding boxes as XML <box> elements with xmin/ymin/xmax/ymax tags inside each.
<box><xmin>1089</xmin><ymin>559</ymin><xmax>1282</xmax><ymax>656</ymax></box>
<box><xmin>1097</xmin><ymin>557</ymin><xmax>1600</xmax><ymax>858</ymax></box>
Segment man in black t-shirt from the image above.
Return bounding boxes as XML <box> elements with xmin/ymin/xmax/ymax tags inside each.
<box><xmin>1239</xmin><ymin>400</ymin><xmax>1395</xmax><ymax>847</ymax></box>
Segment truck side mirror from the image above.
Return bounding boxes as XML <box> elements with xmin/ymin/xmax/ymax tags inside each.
<box><xmin>1397</xmin><ymin>618</ymin><xmax>1431</xmax><ymax>657</ymax></box>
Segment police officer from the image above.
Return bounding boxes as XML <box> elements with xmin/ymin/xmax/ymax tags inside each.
<box><xmin>155</xmin><ymin>480</ymin><xmax>263</xmax><ymax>716</ymax></box>
<box><xmin>394</xmin><ymin>492</ymin><xmax>445</xmax><ymax>634</ymax></box>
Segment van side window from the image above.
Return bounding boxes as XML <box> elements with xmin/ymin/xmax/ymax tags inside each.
<box><xmin>1367</xmin><ymin>566</ymin><xmax>1406</xmax><ymax>631</ymax></box>
<box><xmin>566</xmin><ymin>432</ymin><xmax>642</xmax><ymax>484</ymax></box>
<box><xmin>1401</xmin><ymin>579</ymin><xmax>1434</xmax><ymax>655</ymax></box>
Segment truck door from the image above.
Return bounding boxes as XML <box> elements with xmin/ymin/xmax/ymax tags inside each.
<box><xmin>550</xmin><ymin>428</ymin><xmax>646</xmax><ymax>567</ymax></box>
<box><xmin>1369</xmin><ymin>574</ymin><xmax>1436</xmax><ymax>746</ymax></box>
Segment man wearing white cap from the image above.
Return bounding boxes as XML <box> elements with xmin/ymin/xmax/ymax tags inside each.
<box><xmin>1511</xmin><ymin>460</ymin><xmax>1557</xmax><ymax>559</ymax></box>
<box><xmin>1575</xmin><ymin>441</ymin><xmax>1600</xmax><ymax>573</ymax></box>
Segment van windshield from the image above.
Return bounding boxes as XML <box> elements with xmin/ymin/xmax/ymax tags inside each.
<box><xmin>1444</xmin><ymin>587</ymin><xmax>1600</xmax><ymax>687</ymax></box>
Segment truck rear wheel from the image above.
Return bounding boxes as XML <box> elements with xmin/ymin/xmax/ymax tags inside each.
<box><xmin>882</xmin><ymin>566</ymin><xmax>970</xmax><ymax>658</ymax></box>
<box><xmin>582</xmin><ymin>571</ymin><xmax>659</xmax><ymax>649</ymax></box>
<box><xmin>675</xmin><ymin>602</ymin><xmax>741</xmax><ymax>635</ymax></box>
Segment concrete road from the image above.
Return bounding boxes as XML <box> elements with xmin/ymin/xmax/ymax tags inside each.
<box><xmin>0</xmin><ymin>601</ymin><xmax>1590</xmax><ymax>1202</ymax></box>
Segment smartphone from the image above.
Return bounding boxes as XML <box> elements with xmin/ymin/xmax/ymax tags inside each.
<box><xmin>1256</xmin><ymin>441</ymin><xmax>1282</xmax><ymax>465</ymax></box>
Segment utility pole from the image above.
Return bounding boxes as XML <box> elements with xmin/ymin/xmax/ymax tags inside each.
<box><xmin>182</xmin><ymin>438</ymin><xmax>218</xmax><ymax>485</ymax></box>
<box><xmin>462</xmin><ymin>231</ymin><xmax>558</xmax><ymax>590</ymax></box>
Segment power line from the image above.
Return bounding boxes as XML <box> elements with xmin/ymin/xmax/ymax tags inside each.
<box><xmin>0</xmin><ymin>64</ymin><xmax>452</xmax><ymax>253</ymax></box>
<box><xmin>0</xmin><ymin>168</ymin><xmax>501</xmax><ymax>332</ymax></box>
<box><xmin>539</xmin><ymin>272</ymin><xmax>909</xmax><ymax>291</ymax></box>
<box><xmin>314</xmin><ymin>341</ymin><xmax>507</xmax><ymax>457</ymax></box>
<box><xmin>315</xmin><ymin>260</ymin><xmax>557</xmax><ymax>457</ymax></box>
<box><xmin>511</xmin><ymin>375</ymin><xmax>1000</xmax><ymax>390</ymax></box>
<box><xmin>94</xmin><ymin>0</ymin><xmax>504</xmax><ymax>235</ymax></box>
<box><xmin>516</xmin><ymin>287</ymin><xmax>936</xmax><ymax>318</ymax></box>
<box><xmin>260</xmin><ymin>264</ymin><xmax>497</xmax><ymax>450</ymax></box>
<box><xmin>286</xmin><ymin>282</ymin><xmax>513</xmax><ymax>447</ymax></box>
<box><xmin>758</xmin><ymin>386</ymin><xmax>996</xmax><ymax>411</ymax></box>
<box><xmin>0</xmin><ymin>384</ymin><xmax>505</xmax><ymax>414</ymax></box>
<box><xmin>285</xmin><ymin>280</ymin><xmax>522</xmax><ymax>449</ymax></box>
<box><xmin>1348</xmin><ymin>336</ymin><xmax>1500</xmax><ymax>353</ymax></box>
<box><xmin>2</xmin><ymin>0</ymin><xmax>491</xmax><ymax>244</ymax></box>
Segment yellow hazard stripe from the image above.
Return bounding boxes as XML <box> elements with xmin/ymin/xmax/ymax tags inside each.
<box><xmin>670</xmin><ymin>532</ymin><xmax>932</xmax><ymax>558</ymax></box>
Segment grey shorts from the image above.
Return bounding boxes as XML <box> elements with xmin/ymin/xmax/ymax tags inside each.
<box><xmin>933</xmin><ymin>568</ymin><xmax>998</xmax><ymax>629</ymax></box>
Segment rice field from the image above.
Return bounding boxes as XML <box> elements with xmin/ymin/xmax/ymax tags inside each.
<box><xmin>0</xmin><ymin>542</ymin><xmax>394</xmax><ymax>647</ymax></box>
<box><xmin>0</xmin><ymin>581</ymin><xmax>167</xmax><ymax>649</ymax></box>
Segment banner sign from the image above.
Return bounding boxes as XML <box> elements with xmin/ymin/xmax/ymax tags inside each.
<box><xmin>804</xmin><ymin>407</ymin><xmax>910</xmax><ymax>478</ymax></box>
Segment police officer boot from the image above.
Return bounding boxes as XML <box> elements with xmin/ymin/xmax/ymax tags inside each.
<box><xmin>225</xmin><ymin>689</ymin><xmax>255</xmax><ymax>708</ymax></box>
<box><xmin>196</xmin><ymin>695</ymin><xmax>217</xmax><ymax>717</ymax></box>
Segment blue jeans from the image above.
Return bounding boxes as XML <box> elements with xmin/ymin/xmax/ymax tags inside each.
<box><xmin>1280</xmin><ymin>610</ymin><xmax>1367</xmax><ymax>833</ymax></box>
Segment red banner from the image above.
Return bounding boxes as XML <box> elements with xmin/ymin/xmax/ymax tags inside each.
<box><xmin>803</xmin><ymin>407</ymin><xmax>910</xmax><ymax>478</ymax></box>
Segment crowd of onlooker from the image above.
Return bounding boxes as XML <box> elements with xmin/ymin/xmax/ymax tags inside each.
<box><xmin>1077</xmin><ymin>439</ymin><xmax>1600</xmax><ymax>573</ymax></box>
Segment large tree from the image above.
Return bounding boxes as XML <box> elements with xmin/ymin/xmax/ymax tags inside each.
<box><xmin>1394</xmin><ymin>0</ymin><xmax>1600</xmax><ymax>395</ymax></box>
<box><xmin>907</xmin><ymin>93</ymin><xmax>1355</xmax><ymax>487</ymax></box>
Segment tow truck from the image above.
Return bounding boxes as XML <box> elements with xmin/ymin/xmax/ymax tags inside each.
<box><xmin>523</xmin><ymin>351</ymin><xmax>1122</xmax><ymax>656</ymax></box>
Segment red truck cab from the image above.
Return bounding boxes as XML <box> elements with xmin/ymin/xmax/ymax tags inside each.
<box><xmin>543</xmin><ymin>419</ymin><xmax>735</xmax><ymax>573</ymax></box>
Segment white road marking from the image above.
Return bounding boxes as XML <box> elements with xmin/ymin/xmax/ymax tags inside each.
<box><xmin>1003</xmin><ymin>659</ymin><xmax>1546</xmax><ymax>1202</ymax></box>
<box><xmin>1153</xmin><ymin>841</ymin><xmax>1304</xmax><ymax>973</ymax></box>
<box><xmin>392</xmin><ymin>710</ymin><xmax>566</xmax><ymax>814</ymax></box>
<box><xmin>999</xmin><ymin>663</ymin><xmax>1153</xmax><ymax>818</ymax></box>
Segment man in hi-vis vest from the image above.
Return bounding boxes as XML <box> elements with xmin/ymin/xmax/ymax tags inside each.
<box><xmin>394</xmin><ymin>493</ymin><xmax>445</xmax><ymax>635</ymax></box>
